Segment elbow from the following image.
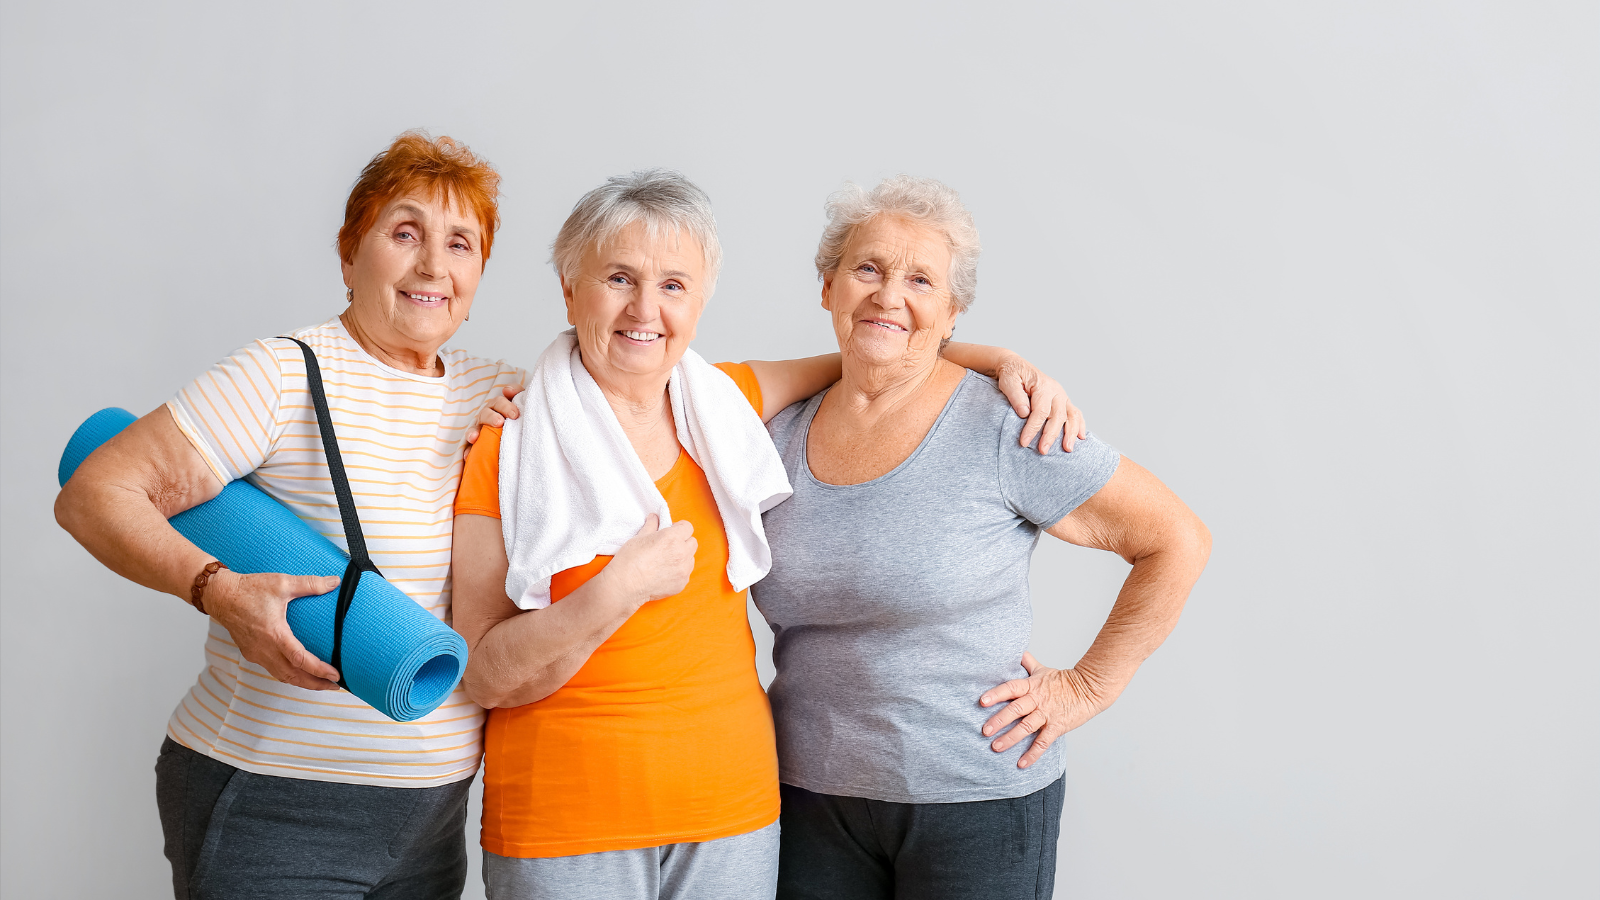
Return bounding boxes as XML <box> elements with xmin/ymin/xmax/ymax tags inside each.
<box><xmin>1185</xmin><ymin>513</ymin><xmax>1212</xmax><ymax>571</ymax></box>
<box><xmin>54</xmin><ymin>479</ymin><xmax>89</xmax><ymax>539</ymax></box>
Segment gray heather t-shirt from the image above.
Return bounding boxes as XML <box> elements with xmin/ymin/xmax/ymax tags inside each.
<box><xmin>753</xmin><ymin>372</ymin><xmax>1120</xmax><ymax>804</ymax></box>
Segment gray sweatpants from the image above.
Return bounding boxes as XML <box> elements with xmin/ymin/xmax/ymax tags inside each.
<box><xmin>155</xmin><ymin>737</ymin><xmax>470</xmax><ymax>899</ymax></box>
<box><xmin>484</xmin><ymin>820</ymin><xmax>780</xmax><ymax>900</ymax></box>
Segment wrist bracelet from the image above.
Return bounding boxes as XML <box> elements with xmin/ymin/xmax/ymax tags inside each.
<box><xmin>190</xmin><ymin>561</ymin><xmax>227</xmax><ymax>614</ymax></box>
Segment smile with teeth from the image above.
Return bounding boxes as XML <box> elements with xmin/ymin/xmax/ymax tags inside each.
<box><xmin>863</xmin><ymin>319</ymin><xmax>908</xmax><ymax>332</ymax></box>
<box><xmin>620</xmin><ymin>330</ymin><xmax>662</xmax><ymax>342</ymax></box>
<box><xmin>403</xmin><ymin>291</ymin><xmax>449</xmax><ymax>304</ymax></box>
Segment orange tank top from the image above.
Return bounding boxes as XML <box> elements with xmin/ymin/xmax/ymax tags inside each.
<box><xmin>454</xmin><ymin>362</ymin><xmax>779</xmax><ymax>858</ymax></box>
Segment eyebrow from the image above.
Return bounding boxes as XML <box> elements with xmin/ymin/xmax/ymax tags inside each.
<box><xmin>605</xmin><ymin>262</ymin><xmax>693</xmax><ymax>282</ymax></box>
<box><xmin>389</xmin><ymin>203</ymin><xmax>480</xmax><ymax>240</ymax></box>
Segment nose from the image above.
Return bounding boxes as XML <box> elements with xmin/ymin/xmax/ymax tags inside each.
<box><xmin>416</xmin><ymin>235</ymin><xmax>446</xmax><ymax>280</ymax></box>
<box><xmin>625</xmin><ymin>292</ymin><xmax>659</xmax><ymax>323</ymax></box>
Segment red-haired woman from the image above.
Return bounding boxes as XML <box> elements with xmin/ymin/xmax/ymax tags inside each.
<box><xmin>56</xmin><ymin>132</ymin><xmax>525</xmax><ymax>899</ymax></box>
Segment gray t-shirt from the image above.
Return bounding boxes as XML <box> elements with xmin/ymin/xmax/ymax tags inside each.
<box><xmin>754</xmin><ymin>372</ymin><xmax>1121</xmax><ymax>804</ymax></box>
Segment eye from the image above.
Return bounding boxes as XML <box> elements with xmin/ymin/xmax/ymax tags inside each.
<box><xmin>662</xmin><ymin>280</ymin><xmax>684</xmax><ymax>293</ymax></box>
<box><xmin>912</xmin><ymin>275</ymin><xmax>930</xmax><ymax>287</ymax></box>
<box><xmin>609</xmin><ymin>273</ymin><xmax>631</xmax><ymax>286</ymax></box>
<box><xmin>395</xmin><ymin>227</ymin><xmax>418</xmax><ymax>242</ymax></box>
<box><xmin>857</xmin><ymin>262</ymin><xmax>879</xmax><ymax>276</ymax></box>
<box><xmin>450</xmin><ymin>238</ymin><xmax>471</xmax><ymax>252</ymax></box>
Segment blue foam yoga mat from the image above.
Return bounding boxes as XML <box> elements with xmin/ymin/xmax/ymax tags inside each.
<box><xmin>60</xmin><ymin>408</ymin><xmax>468</xmax><ymax>722</ymax></box>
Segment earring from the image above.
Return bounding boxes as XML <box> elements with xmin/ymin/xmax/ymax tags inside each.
<box><xmin>346</xmin><ymin>287</ymin><xmax>354</xmax><ymax>302</ymax></box>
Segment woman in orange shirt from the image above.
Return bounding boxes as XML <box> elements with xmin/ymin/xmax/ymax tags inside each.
<box><xmin>450</xmin><ymin>170</ymin><xmax>1081</xmax><ymax>900</ymax></box>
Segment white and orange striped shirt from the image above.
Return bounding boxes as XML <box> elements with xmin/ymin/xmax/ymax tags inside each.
<box><xmin>164</xmin><ymin>317</ymin><xmax>525</xmax><ymax>787</ymax></box>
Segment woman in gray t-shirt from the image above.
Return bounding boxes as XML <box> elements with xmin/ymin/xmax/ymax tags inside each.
<box><xmin>753</xmin><ymin>176</ymin><xmax>1212</xmax><ymax>900</ymax></box>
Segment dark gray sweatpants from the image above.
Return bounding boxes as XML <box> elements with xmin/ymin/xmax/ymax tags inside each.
<box><xmin>155</xmin><ymin>737</ymin><xmax>472</xmax><ymax>900</ymax></box>
<box><xmin>775</xmin><ymin>778</ymin><xmax>1065</xmax><ymax>900</ymax></box>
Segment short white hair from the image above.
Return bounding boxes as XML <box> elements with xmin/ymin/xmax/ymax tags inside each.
<box><xmin>814</xmin><ymin>175</ymin><xmax>981</xmax><ymax>312</ymax></box>
<box><xmin>550</xmin><ymin>169</ymin><xmax>722</xmax><ymax>293</ymax></box>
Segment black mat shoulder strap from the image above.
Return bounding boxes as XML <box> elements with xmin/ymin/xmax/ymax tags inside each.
<box><xmin>281</xmin><ymin>336</ymin><xmax>381</xmax><ymax>690</ymax></box>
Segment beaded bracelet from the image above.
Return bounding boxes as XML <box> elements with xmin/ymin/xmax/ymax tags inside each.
<box><xmin>189</xmin><ymin>561</ymin><xmax>227</xmax><ymax>614</ymax></box>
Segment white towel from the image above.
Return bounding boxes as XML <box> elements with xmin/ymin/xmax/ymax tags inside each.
<box><xmin>499</xmin><ymin>330</ymin><xmax>793</xmax><ymax>610</ymax></box>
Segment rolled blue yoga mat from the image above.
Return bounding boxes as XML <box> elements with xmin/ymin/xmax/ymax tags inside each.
<box><xmin>60</xmin><ymin>407</ymin><xmax>468</xmax><ymax>722</ymax></box>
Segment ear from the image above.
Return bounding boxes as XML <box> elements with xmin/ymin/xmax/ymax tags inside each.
<box><xmin>341</xmin><ymin>258</ymin><xmax>354</xmax><ymax>295</ymax></box>
<box><xmin>820</xmin><ymin>271</ymin><xmax>835</xmax><ymax>311</ymax></box>
<box><xmin>560</xmin><ymin>274</ymin><xmax>577</xmax><ymax>326</ymax></box>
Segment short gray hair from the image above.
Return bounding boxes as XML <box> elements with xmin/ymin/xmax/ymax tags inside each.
<box><xmin>550</xmin><ymin>169</ymin><xmax>722</xmax><ymax>293</ymax></box>
<box><xmin>814</xmin><ymin>175</ymin><xmax>981</xmax><ymax>312</ymax></box>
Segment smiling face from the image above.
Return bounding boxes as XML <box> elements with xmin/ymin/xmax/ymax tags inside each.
<box><xmin>340</xmin><ymin>191</ymin><xmax>484</xmax><ymax>365</ymax></box>
<box><xmin>822</xmin><ymin>214</ymin><xmax>960</xmax><ymax>373</ymax></box>
<box><xmin>563</xmin><ymin>219</ymin><xmax>708</xmax><ymax>396</ymax></box>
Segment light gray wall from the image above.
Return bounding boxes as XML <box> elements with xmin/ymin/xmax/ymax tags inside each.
<box><xmin>2</xmin><ymin>2</ymin><xmax>1595</xmax><ymax>897</ymax></box>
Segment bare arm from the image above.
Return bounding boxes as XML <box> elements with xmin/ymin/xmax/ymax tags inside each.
<box><xmin>54</xmin><ymin>407</ymin><xmax>342</xmax><ymax>689</ymax></box>
<box><xmin>742</xmin><ymin>355</ymin><xmax>842</xmax><ymax>422</ymax></box>
<box><xmin>452</xmin><ymin>513</ymin><xmax>696</xmax><ymax>708</ymax></box>
<box><xmin>979</xmin><ymin>456</ymin><xmax>1211</xmax><ymax>767</ymax></box>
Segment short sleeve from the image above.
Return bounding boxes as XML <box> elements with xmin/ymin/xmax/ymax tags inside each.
<box><xmin>165</xmin><ymin>339</ymin><xmax>287</xmax><ymax>485</ymax></box>
<box><xmin>998</xmin><ymin>425</ymin><xmax>1122</xmax><ymax>529</ymax></box>
<box><xmin>456</xmin><ymin>425</ymin><xmax>503</xmax><ymax>519</ymax></box>
<box><xmin>713</xmin><ymin>362</ymin><xmax>763</xmax><ymax>417</ymax></box>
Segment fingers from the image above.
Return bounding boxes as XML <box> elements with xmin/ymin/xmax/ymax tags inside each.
<box><xmin>1020</xmin><ymin>398</ymin><xmax>1050</xmax><ymax>454</ymax></box>
<box><xmin>258</xmin><ymin>638</ymin><xmax>340</xmax><ymax>691</ymax></box>
<box><xmin>979</xmin><ymin>676</ymin><xmax>1032</xmax><ymax>708</ymax></box>
<box><xmin>635</xmin><ymin>514</ymin><xmax>661</xmax><ymax>536</ymax></box>
<box><xmin>1061</xmin><ymin>401</ymin><xmax>1085</xmax><ymax>451</ymax></box>
<box><xmin>1020</xmin><ymin>651</ymin><xmax>1040</xmax><ymax>673</ymax></box>
<box><xmin>666</xmin><ymin>519</ymin><xmax>694</xmax><ymax>537</ymax></box>
<box><xmin>997</xmin><ymin>371</ymin><xmax>1032</xmax><ymax>418</ymax></box>
<box><xmin>992</xmin><ymin>706</ymin><xmax>1050</xmax><ymax>753</ymax></box>
<box><xmin>498</xmin><ymin>385</ymin><xmax>523</xmax><ymax>420</ymax></box>
<box><xmin>285</xmin><ymin>574</ymin><xmax>342</xmax><ymax>599</ymax></box>
<box><xmin>465</xmin><ymin>424</ymin><xmax>481</xmax><ymax>446</ymax></box>
<box><xmin>1017</xmin><ymin>721</ymin><xmax>1067</xmax><ymax>769</ymax></box>
<box><xmin>1038</xmin><ymin>400</ymin><xmax>1068</xmax><ymax>455</ymax></box>
<box><xmin>280</xmin><ymin>630</ymin><xmax>342</xmax><ymax>685</ymax></box>
<box><xmin>982</xmin><ymin>691</ymin><xmax>1038</xmax><ymax>737</ymax></box>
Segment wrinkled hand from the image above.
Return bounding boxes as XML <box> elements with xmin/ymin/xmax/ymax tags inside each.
<box><xmin>205</xmin><ymin>571</ymin><xmax>344</xmax><ymax>691</ymax></box>
<box><xmin>467</xmin><ymin>385</ymin><xmax>523</xmax><ymax>446</ymax></box>
<box><xmin>607</xmin><ymin>514</ymin><xmax>697</xmax><ymax>606</ymax></box>
<box><xmin>979</xmin><ymin>652</ymin><xmax>1109</xmax><ymax>768</ymax></box>
<box><xmin>994</xmin><ymin>354</ymin><xmax>1088</xmax><ymax>454</ymax></box>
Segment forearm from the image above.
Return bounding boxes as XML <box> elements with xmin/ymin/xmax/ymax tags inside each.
<box><xmin>743</xmin><ymin>355</ymin><xmax>841</xmax><ymax>420</ymax></box>
<box><xmin>941</xmin><ymin>341</ymin><xmax>1011</xmax><ymax>377</ymax></box>
<box><xmin>1073</xmin><ymin>533</ymin><xmax>1209</xmax><ymax>702</ymax></box>
<box><xmin>463</xmin><ymin>571</ymin><xmax>640</xmax><ymax>708</ymax></box>
<box><xmin>55</xmin><ymin>481</ymin><xmax>214</xmax><ymax>601</ymax></box>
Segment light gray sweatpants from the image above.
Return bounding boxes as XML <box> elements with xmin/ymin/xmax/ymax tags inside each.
<box><xmin>484</xmin><ymin>821</ymin><xmax>779</xmax><ymax>900</ymax></box>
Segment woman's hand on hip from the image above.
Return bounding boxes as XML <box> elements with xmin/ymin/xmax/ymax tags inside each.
<box><xmin>466</xmin><ymin>385</ymin><xmax>522</xmax><ymax>446</ymax></box>
<box><xmin>979</xmin><ymin>652</ymin><xmax>1108</xmax><ymax>768</ymax></box>
<box><xmin>994</xmin><ymin>354</ymin><xmax>1088</xmax><ymax>454</ymax></box>
<box><xmin>205</xmin><ymin>571</ymin><xmax>344</xmax><ymax>690</ymax></box>
<box><xmin>606</xmin><ymin>514</ymin><xmax>696</xmax><ymax>606</ymax></box>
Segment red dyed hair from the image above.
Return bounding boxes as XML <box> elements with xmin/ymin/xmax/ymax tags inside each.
<box><xmin>337</xmin><ymin>131</ymin><xmax>502</xmax><ymax>267</ymax></box>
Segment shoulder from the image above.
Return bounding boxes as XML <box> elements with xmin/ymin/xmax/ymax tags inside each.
<box><xmin>712</xmin><ymin>361</ymin><xmax>763</xmax><ymax>415</ymax></box>
<box><xmin>441</xmin><ymin>346</ymin><xmax>527</xmax><ymax>396</ymax></box>
<box><xmin>946</xmin><ymin>371</ymin><xmax>1026</xmax><ymax>439</ymax></box>
<box><xmin>765</xmin><ymin>390</ymin><xmax>823</xmax><ymax>455</ymax></box>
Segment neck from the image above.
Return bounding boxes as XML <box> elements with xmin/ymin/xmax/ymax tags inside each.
<box><xmin>581</xmin><ymin>355</ymin><xmax>673</xmax><ymax>436</ymax></box>
<box><xmin>832</xmin><ymin>353</ymin><xmax>950</xmax><ymax>423</ymax></box>
<box><xmin>340</xmin><ymin>311</ymin><xmax>442</xmax><ymax>376</ymax></box>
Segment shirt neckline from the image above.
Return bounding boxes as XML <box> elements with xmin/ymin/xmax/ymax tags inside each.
<box><xmin>319</xmin><ymin>316</ymin><xmax>451</xmax><ymax>385</ymax></box>
<box><xmin>798</xmin><ymin>371</ymin><xmax>976</xmax><ymax>491</ymax></box>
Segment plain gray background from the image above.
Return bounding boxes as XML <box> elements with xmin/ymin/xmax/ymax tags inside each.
<box><xmin>2</xmin><ymin>1</ymin><xmax>1595</xmax><ymax>897</ymax></box>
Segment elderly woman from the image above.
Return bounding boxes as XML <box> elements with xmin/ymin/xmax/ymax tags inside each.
<box><xmin>752</xmin><ymin>176</ymin><xmax>1212</xmax><ymax>900</ymax></box>
<box><xmin>451</xmin><ymin>170</ymin><xmax>1078</xmax><ymax>900</ymax></box>
<box><xmin>54</xmin><ymin>132</ymin><xmax>525</xmax><ymax>899</ymax></box>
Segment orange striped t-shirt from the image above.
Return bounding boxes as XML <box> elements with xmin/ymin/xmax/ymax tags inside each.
<box><xmin>165</xmin><ymin>316</ymin><xmax>525</xmax><ymax>787</ymax></box>
<box><xmin>454</xmin><ymin>362</ymin><xmax>780</xmax><ymax>857</ymax></box>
